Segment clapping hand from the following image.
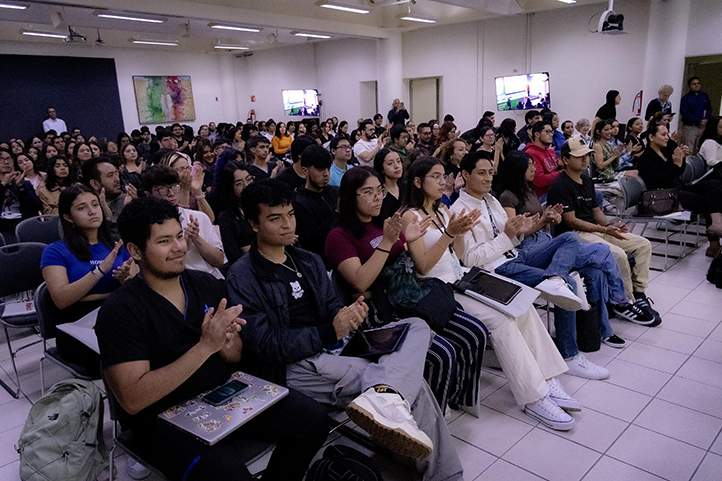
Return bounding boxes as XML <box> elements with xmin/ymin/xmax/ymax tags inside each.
<box><xmin>405</xmin><ymin>214</ymin><xmax>433</xmax><ymax>244</ymax></box>
<box><xmin>446</xmin><ymin>208</ymin><xmax>482</xmax><ymax>237</ymax></box>
<box><xmin>542</xmin><ymin>203</ymin><xmax>564</xmax><ymax>225</ymax></box>
<box><xmin>185</xmin><ymin>214</ymin><xmax>200</xmax><ymax>242</ymax></box>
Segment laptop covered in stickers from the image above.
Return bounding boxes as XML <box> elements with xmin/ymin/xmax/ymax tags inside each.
<box><xmin>158</xmin><ymin>371</ymin><xmax>289</xmax><ymax>446</ymax></box>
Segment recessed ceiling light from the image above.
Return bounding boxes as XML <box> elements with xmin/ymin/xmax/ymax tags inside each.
<box><xmin>214</xmin><ymin>45</ymin><xmax>249</xmax><ymax>50</ymax></box>
<box><xmin>95</xmin><ymin>12</ymin><xmax>165</xmax><ymax>23</ymax></box>
<box><xmin>557</xmin><ymin>0</ymin><xmax>577</xmax><ymax>3</ymax></box>
<box><xmin>21</xmin><ymin>30</ymin><xmax>67</xmax><ymax>39</ymax></box>
<box><xmin>319</xmin><ymin>3</ymin><xmax>370</xmax><ymax>14</ymax></box>
<box><xmin>131</xmin><ymin>39</ymin><xmax>178</xmax><ymax>46</ymax></box>
<box><xmin>0</xmin><ymin>2</ymin><xmax>28</xmax><ymax>10</ymax></box>
<box><xmin>291</xmin><ymin>31</ymin><xmax>331</xmax><ymax>39</ymax></box>
<box><xmin>400</xmin><ymin>16</ymin><xmax>436</xmax><ymax>24</ymax></box>
<box><xmin>209</xmin><ymin>23</ymin><xmax>262</xmax><ymax>33</ymax></box>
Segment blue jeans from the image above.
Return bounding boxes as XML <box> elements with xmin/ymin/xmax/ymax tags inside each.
<box><xmin>495</xmin><ymin>231</ymin><xmax>627</xmax><ymax>358</ymax></box>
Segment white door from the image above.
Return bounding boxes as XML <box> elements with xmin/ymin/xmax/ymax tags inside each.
<box><xmin>410</xmin><ymin>77</ymin><xmax>439</xmax><ymax>125</ymax></box>
<box><xmin>359</xmin><ymin>81</ymin><xmax>378</xmax><ymax>121</ymax></box>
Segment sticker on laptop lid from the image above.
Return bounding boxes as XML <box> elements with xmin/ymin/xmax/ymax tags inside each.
<box><xmin>162</xmin><ymin>406</ymin><xmax>185</xmax><ymax>419</ymax></box>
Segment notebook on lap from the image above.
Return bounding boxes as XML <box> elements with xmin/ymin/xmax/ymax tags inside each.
<box><xmin>158</xmin><ymin>371</ymin><xmax>288</xmax><ymax>446</ymax></box>
<box><xmin>453</xmin><ymin>267</ymin><xmax>540</xmax><ymax>318</ymax></box>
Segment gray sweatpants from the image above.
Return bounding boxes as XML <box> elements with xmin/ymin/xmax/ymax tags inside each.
<box><xmin>286</xmin><ymin>318</ymin><xmax>463</xmax><ymax>481</ymax></box>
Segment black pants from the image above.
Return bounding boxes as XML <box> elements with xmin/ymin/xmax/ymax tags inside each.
<box><xmin>140</xmin><ymin>388</ymin><xmax>330</xmax><ymax>481</ymax></box>
<box><xmin>679</xmin><ymin>179</ymin><xmax>722</xmax><ymax>215</ymax></box>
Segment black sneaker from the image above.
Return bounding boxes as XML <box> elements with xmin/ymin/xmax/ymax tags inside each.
<box><xmin>602</xmin><ymin>334</ymin><xmax>626</xmax><ymax>349</ymax></box>
<box><xmin>633</xmin><ymin>294</ymin><xmax>662</xmax><ymax>327</ymax></box>
<box><xmin>613</xmin><ymin>302</ymin><xmax>655</xmax><ymax>325</ymax></box>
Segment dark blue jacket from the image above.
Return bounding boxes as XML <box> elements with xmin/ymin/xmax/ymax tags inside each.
<box><xmin>0</xmin><ymin>180</ymin><xmax>42</xmax><ymax>221</ymax></box>
<box><xmin>680</xmin><ymin>91</ymin><xmax>712</xmax><ymax>126</ymax></box>
<box><xmin>387</xmin><ymin>108</ymin><xmax>409</xmax><ymax>126</ymax></box>
<box><xmin>225</xmin><ymin>242</ymin><xmax>344</xmax><ymax>384</ymax></box>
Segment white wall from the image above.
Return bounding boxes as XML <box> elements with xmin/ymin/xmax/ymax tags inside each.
<box><xmin>234</xmin><ymin>37</ymin><xmax>377</xmax><ymax>125</ymax></box>
<box><xmin>0</xmin><ymin>40</ymin><xmax>231</xmax><ymax>134</ymax></box>
<box><xmin>686</xmin><ymin>0</ymin><xmax>722</xmax><ymax>58</ymax></box>
<box><xmin>403</xmin><ymin>0</ymin><xmax>652</xmax><ymax>131</ymax></box>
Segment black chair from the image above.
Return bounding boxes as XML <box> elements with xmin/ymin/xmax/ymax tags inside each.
<box><xmin>0</xmin><ymin>242</ymin><xmax>46</xmax><ymax>398</ymax></box>
<box><xmin>103</xmin><ymin>374</ymin><xmax>276</xmax><ymax>481</ymax></box>
<box><xmin>0</xmin><ymin>232</ymin><xmax>5</xmax><ymax>246</ymax></box>
<box><xmin>35</xmin><ymin>282</ymin><xmax>99</xmax><ymax>395</ymax></box>
<box><xmin>15</xmin><ymin>214</ymin><xmax>61</xmax><ymax>245</ymax></box>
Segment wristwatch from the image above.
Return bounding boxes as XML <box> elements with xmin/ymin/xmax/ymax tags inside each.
<box><xmin>195</xmin><ymin>192</ymin><xmax>206</xmax><ymax>200</ymax></box>
<box><xmin>91</xmin><ymin>265</ymin><xmax>106</xmax><ymax>278</ymax></box>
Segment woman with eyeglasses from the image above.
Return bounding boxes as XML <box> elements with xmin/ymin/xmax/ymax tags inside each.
<box><xmin>326</xmin><ymin>165</ymin><xmax>488</xmax><ymax>415</ymax></box>
<box><xmin>217</xmin><ymin>162</ymin><xmax>256</xmax><ymax>265</ymax></box>
<box><xmin>402</xmin><ymin>156</ymin><xmax>580</xmax><ymax>431</ymax></box>
<box><xmin>158</xmin><ymin>150</ymin><xmax>215</xmax><ymax>223</ymax></box>
<box><xmin>41</xmin><ymin>183</ymin><xmax>134</xmax><ymax>375</ymax></box>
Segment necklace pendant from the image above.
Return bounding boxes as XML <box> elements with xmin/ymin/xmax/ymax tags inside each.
<box><xmin>297</xmin><ymin>272</ymin><xmax>303</xmax><ymax>278</ymax></box>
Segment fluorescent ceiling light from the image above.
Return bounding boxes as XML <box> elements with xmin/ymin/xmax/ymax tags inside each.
<box><xmin>292</xmin><ymin>32</ymin><xmax>331</xmax><ymax>39</ymax></box>
<box><xmin>320</xmin><ymin>4</ymin><xmax>370</xmax><ymax>14</ymax></box>
<box><xmin>96</xmin><ymin>13</ymin><xmax>165</xmax><ymax>23</ymax></box>
<box><xmin>209</xmin><ymin>23</ymin><xmax>261</xmax><ymax>33</ymax></box>
<box><xmin>0</xmin><ymin>2</ymin><xmax>28</xmax><ymax>9</ymax></box>
<box><xmin>131</xmin><ymin>39</ymin><xmax>178</xmax><ymax>46</ymax></box>
<box><xmin>400</xmin><ymin>16</ymin><xmax>436</xmax><ymax>24</ymax></box>
<box><xmin>22</xmin><ymin>30</ymin><xmax>67</xmax><ymax>39</ymax></box>
<box><xmin>214</xmin><ymin>45</ymin><xmax>249</xmax><ymax>50</ymax></box>
<box><xmin>557</xmin><ymin>0</ymin><xmax>577</xmax><ymax>3</ymax></box>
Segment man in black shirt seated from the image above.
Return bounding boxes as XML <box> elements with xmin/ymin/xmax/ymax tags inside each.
<box><xmin>547</xmin><ymin>139</ymin><xmax>660</xmax><ymax>326</ymax></box>
<box><xmin>226</xmin><ymin>180</ymin><xmax>463</xmax><ymax>480</ymax></box>
<box><xmin>293</xmin><ymin>145</ymin><xmax>339</xmax><ymax>264</ymax></box>
<box><xmin>276</xmin><ymin>134</ymin><xmax>315</xmax><ymax>191</ymax></box>
<box><xmin>96</xmin><ymin>197</ymin><xmax>329</xmax><ymax>481</ymax></box>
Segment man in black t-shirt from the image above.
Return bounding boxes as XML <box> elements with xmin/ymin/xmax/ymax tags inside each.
<box><xmin>96</xmin><ymin>197</ymin><xmax>329</xmax><ymax>481</ymax></box>
<box><xmin>226</xmin><ymin>180</ymin><xmax>463</xmax><ymax>479</ymax></box>
<box><xmin>293</xmin><ymin>145</ymin><xmax>339</xmax><ymax>264</ymax></box>
<box><xmin>548</xmin><ymin>139</ymin><xmax>660</xmax><ymax>327</ymax></box>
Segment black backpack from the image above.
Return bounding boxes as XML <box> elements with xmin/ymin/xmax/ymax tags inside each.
<box><xmin>306</xmin><ymin>445</ymin><xmax>384</xmax><ymax>481</ymax></box>
<box><xmin>707</xmin><ymin>253</ymin><xmax>722</xmax><ymax>289</ymax></box>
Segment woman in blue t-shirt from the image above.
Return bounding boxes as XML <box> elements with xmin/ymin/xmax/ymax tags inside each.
<box><xmin>41</xmin><ymin>183</ymin><xmax>134</xmax><ymax>373</ymax></box>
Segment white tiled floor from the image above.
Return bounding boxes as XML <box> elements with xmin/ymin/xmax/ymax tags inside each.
<box><xmin>1</xmin><ymin>240</ymin><xmax>722</xmax><ymax>480</ymax></box>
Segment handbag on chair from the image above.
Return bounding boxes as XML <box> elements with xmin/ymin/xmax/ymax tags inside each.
<box><xmin>638</xmin><ymin>188</ymin><xmax>679</xmax><ymax>217</ymax></box>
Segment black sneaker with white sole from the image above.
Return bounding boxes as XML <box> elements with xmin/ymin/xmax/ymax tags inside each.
<box><xmin>602</xmin><ymin>334</ymin><xmax>626</xmax><ymax>348</ymax></box>
<box><xmin>633</xmin><ymin>294</ymin><xmax>662</xmax><ymax>327</ymax></box>
<box><xmin>612</xmin><ymin>302</ymin><xmax>655</xmax><ymax>325</ymax></box>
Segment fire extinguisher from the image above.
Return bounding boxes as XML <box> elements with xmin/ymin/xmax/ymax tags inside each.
<box><xmin>633</xmin><ymin>90</ymin><xmax>643</xmax><ymax>116</ymax></box>
<box><xmin>249</xmin><ymin>109</ymin><xmax>256</xmax><ymax>122</ymax></box>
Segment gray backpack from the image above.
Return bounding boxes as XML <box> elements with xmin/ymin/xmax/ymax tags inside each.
<box><xmin>16</xmin><ymin>379</ymin><xmax>109</xmax><ymax>481</ymax></box>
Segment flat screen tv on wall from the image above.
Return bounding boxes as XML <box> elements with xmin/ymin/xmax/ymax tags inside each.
<box><xmin>495</xmin><ymin>73</ymin><xmax>550</xmax><ymax>111</ymax></box>
<box><xmin>282</xmin><ymin>89</ymin><xmax>319</xmax><ymax>117</ymax></box>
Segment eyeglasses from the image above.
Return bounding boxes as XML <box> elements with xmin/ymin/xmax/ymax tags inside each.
<box><xmin>357</xmin><ymin>186</ymin><xmax>387</xmax><ymax>201</ymax></box>
<box><xmin>155</xmin><ymin>184</ymin><xmax>182</xmax><ymax>197</ymax></box>
<box><xmin>335</xmin><ymin>145</ymin><xmax>351</xmax><ymax>151</ymax></box>
<box><xmin>234</xmin><ymin>176</ymin><xmax>255</xmax><ymax>188</ymax></box>
<box><xmin>426</xmin><ymin>173</ymin><xmax>445</xmax><ymax>183</ymax></box>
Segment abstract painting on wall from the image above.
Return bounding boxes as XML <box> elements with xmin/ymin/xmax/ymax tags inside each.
<box><xmin>132</xmin><ymin>75</ymin><xmax>196</xmax><ymax>124</ymax></box>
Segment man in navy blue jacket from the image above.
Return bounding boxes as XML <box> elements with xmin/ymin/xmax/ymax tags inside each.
<box><xmin>225</xmin><ymin>179</ymin><xmax>463</xmax><ymax>481</ymax></box>
<box><xmin>680</xmin><ymin>77</ymin><xmax>712</xmax><ymax>154</ymax></box>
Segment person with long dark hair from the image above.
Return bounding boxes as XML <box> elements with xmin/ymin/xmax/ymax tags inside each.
<box><xmin>216</xmin><ymin>162</ymin><xmax>256</xmax><ymax>265</ymax></box>
<box><xmin>495</xmin><ymin>150</ymin><xmax>631</xmax><ymax>349</ymax></box>
<box><xmin>0</xmin><ymin>148</ymin><xmax>42</xmax><ymax>241</ymax></box>
<box><xmin>638</xmin><ymin>123</ymin><xmax>722</xmax><ymax>257</ymax></box>
<box><xmin>595</xmin><ymin>90</ymin><xmax>620</xmax><ymax>121</ymax></box>
<box><xmin>119</xmin><ymin>142</ymin><xmax>145</xmax><ymax>192</ymax></box>
<box><xmin>41</xmin><ymin>183</ymin><xmax>133</xmax><ymax>373</ymax></box>
<box><xmin>497</xmin><ymin>118</ymin><xmax>520</xmax><ymax>158</ymax></box>
<box><xmin>15</xmin><ymin>152</ymin><xmax>45</xmax><ymax>191</ymax></box>
<box><xmin>698</xmin><ymin>115</ymin><xmax>722</xmax><ymax>173</ymax></box>
<box><xmin>402</xmin><ymin>156</ymin><xmax>580</xmax><ymax>431</ymax></box>
<box><xmin>37</xmin><ymin>156</ymin><xmax>76</xmax><ymax>214</ymax></box>
<box><xmin>373</xmin><ymin>148</ymin><xmax>406</xmax><ymax>221</ymax></box>
<box><xmin>326</xmin><ymin>165</ymin><xmax>487</xmax><ymax>416</ymax></box>
<box><xmin>272</xmin><ymin>121</ymin><xmax>293</xmax><ymax>156</ymax></box>
<box><xmin>591</xmin><ymin>119</ymin><xmax>624</xmax><ymax>180</ymax></box>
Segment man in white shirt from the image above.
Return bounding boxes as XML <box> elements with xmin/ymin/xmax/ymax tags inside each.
<box><xmin>143</xmin><ymin>165</ymin><xmax>226</xmax><ymax>279</ymax></box>
<box><xmin>42</xmin><ymin>107</ymin><xmax>68</xmax><ymax>134</ymax></box>
<box><xmin>353</xmin><ymin>119</ymin><xmax>387</xmax><ymax>167</ymax></box>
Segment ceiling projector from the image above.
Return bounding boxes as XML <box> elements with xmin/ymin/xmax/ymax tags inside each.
<box><xmin>597</xmin><ymin>0</ymin><xmax>625</xmax><ymax>34</ymax></box>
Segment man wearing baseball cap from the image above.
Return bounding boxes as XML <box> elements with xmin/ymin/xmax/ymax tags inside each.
<box><xmin>548</xmin><ymin>138</ymin><xmax>660</xmax><ymax>328</ymax></box>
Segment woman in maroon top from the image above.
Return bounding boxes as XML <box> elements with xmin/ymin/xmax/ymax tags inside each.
<box><xmin>326</xmin><ymin>166</ymin><xmax>489</xmax><ymax>414</ymax></box>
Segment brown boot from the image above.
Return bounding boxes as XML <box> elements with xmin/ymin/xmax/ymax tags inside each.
<box><xmin>706</xmin><ymin>240</ymin><xmax>721</xmax><ymax>258</ymax></box>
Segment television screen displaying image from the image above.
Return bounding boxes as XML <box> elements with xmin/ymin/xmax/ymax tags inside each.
<box><xmin>283</xmin><ymin>89</ymin><xmax>320</xmax><ymax>116</ymax></box>
<box><xmin>495</xmin><ymin>73</ymin><xmax>550</xmax><ymax>111</ymax></box>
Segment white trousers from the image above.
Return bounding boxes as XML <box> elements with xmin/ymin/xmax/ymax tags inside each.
<box><xmin>455</xmin><ymin>293</ymin><xmax>568</xmax><ymax>406</ymax></box>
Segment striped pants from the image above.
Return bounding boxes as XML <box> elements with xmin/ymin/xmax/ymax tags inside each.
<box><xmin>425</xmin><ymin>307</ymin><xmax>489</xmax><ymax>411</ymax></box>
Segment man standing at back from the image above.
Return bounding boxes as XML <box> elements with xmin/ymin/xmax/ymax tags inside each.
<box><xmin>680</xmin><ymin>77</ymin><xmax>712</xmax><ymax>154</ymax></box>
<box><xmin>388</xmin><ymin>99</ymin><xmax>410</xmax><ymax>126</ymax></box>
<box><xmin>43</xmin><ymin>107</ymin><xmax>67</xmax><ymax>134</ymax></box>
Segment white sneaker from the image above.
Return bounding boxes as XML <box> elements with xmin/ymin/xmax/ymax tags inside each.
<box><xmin>524</xmin><ymin>395</ymin><xmax>575</xmax><ymax>431</ymax></box>
<box><xmin>535</xmin><ymin>278</ymin><xmax>584</xmax><ymax>311</ymax></box>
<box><xmin>347</xmin><ymin>387</ymin><xmax>434</xmax><ymax>459</ymax></box>
<box><xmin>546</xmin><ymin>378</ymin><xmax>582</xmax><ymax>412</ymax></box>
<box><xmin>126</xmin><ymin>457</ymin><xmax>151</xmax><ymax>480</ymax></box>
<box><xmin>569</xmin><ymin>272</ymin><xmax>590</xmax><ymax>311</ymax></box>
<box><xmin>565</xmin><ymin>353</ymin><xmax>610</xmax><ymax>380</ymax></box>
